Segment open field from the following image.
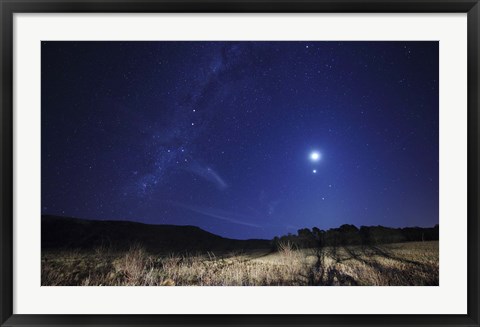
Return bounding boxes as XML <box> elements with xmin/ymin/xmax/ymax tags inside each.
<box><xmin>42</xmin><ymin>241</ymin><xmax>438</xmax><ymax>286</ymax></box>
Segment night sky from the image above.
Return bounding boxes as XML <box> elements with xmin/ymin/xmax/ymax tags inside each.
<box><xmin>41</xmin><ymin>41</ymin><xmax>439</xmax><ymax>240</ymax></box>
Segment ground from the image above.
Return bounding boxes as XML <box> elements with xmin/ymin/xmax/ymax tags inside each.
<box><xmin>42</xmin><ymin>241</ymin><xmax>438</xmax><ymax>286</ymax></box>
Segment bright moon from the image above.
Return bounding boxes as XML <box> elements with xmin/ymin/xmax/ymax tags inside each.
<box><xmin>310</xmin><ymin>151</ymin><xmax>321</xmax><ymax>161</ymax></box>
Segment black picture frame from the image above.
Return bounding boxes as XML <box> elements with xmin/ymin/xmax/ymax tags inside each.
<box><xmin>1</xmin><ymin>1</ymin><xmax>479</xmax><ymax>326</ymax></box>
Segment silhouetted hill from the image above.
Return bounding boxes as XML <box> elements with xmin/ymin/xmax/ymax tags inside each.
<box><xmin>41</xmin><ymin>215</ymin><xmax>271</xmax><ymax>253</ymax></box>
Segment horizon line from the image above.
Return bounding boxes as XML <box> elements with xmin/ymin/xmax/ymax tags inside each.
<box><xmin>41</xmin><ymin>213</ymin><xmax>439</xmax><ymax>241</ymax></box>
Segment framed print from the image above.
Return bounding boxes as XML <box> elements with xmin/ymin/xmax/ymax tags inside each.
<box><xmin>1</xmin><ymin>0</ymin><xmax>479</xmax><ymax>326</ymax></box>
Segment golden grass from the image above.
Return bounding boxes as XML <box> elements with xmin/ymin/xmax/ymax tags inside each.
<box><xmin>42</xmin><ymin>241</ymin><xmax>438</xmax><ymax>286</ymax></box>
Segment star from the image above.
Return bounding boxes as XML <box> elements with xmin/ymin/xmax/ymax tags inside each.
<box><xmin>313</xmin><ymin>169</ymin><xmax>317</xmax><ymax>174</ymax></box>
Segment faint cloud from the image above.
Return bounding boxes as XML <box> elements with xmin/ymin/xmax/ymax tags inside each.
<box><xmin>173</xmin><ymin>202</ymin><xmax>261</xmax><ymax>228</ymax></box>
<box><xmin>186</xmin><ymin>161</ymin><xmax>228</xmax><ymax>190</ymax></box>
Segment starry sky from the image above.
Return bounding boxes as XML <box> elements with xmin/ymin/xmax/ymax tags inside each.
<box><xmin>41</xmin><ymin>41</ymin><xmax>439</xmax><ymax>240</ymax></box>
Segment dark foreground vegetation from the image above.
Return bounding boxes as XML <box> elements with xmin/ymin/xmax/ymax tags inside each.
<box><xmin>42</xmin><ymin>216</ymin><xmax>439</xmax><ymax>286</ymax></box>
<box><xmin>273</xmin><ymin>224</ymin><xmax>439</xmax><ymax>249</ymax></box>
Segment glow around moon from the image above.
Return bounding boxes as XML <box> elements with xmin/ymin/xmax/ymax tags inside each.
<box><xmin>310</xmin><ymin>151</ymin><xmax>321</xmax><ymax>161</ymax></box>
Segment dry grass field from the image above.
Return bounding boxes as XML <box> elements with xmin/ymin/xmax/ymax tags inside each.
<box><xmin>41</xmin><ymin>241</ymin><xmax>438</xmax><ymax>286</ymax></box>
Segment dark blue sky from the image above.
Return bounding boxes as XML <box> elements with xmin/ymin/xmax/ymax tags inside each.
<box><xmin>41</xmin><ymin>41</ymin><xmax>439</xmax><ymax>239</ymax></box>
